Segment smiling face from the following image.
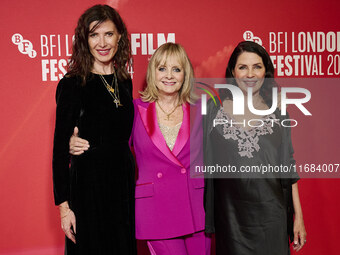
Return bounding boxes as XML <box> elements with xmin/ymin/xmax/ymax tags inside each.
<box><xmin>155</xmin><ymin>55</ymin><xmax>185</xmax><ymax>97</ymax></box>
<box><xmin>88</xmin><ymin>19</ymin><xmax>121</xmax><ymax>72</ymax></box>
<box><xmin>232</xmin><ymin>52</ymin><xmax>266</xmax><ymax>95</ymax></box>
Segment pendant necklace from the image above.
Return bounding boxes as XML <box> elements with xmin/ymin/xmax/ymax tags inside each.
<box><xmin>156</xmin><ymin>100</ymin><xmax>180</xmax><ymax>121</ymax></box>
<box><xmin>99</xmin><ymin>69</ymin><xmax>122</xmax><ymax>108</ymax></box>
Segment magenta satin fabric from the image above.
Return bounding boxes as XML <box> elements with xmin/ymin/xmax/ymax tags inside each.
<box><xmin>132</xmin><ymin>99</ymin><xmax>205</xmax><ymax>240</ymax></box>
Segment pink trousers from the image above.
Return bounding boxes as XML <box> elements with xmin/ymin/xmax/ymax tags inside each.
<box><xmin>147</xmin><ymin>231</ymin><xmax>211</xmax><ymax>255</ymax></box>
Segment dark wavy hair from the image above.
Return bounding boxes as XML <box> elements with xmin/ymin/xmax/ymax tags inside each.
<box><xmin>67</xmin><ymin>5</ymin><xmax>131</xmax><ymax>84</ymax></box>
<box><xmin>222</xmin><ymin>41</ymin><xmax>277</xmax><ymax>104</ymax></box>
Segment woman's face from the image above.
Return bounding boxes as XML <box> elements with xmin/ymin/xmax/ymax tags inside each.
<box><xmin>155</xmin><ymin>55</ymin><xmax>185</xmax><ymax>98</ymax></box>
<box><xmin>232</xmin><ymin>52</ymin><xmax>266</xmax><ymax>95</ymax></box>
<box><xmin>88</xmin><ymin>20</ymin><xmax>121</xmax><ymax>70</ymax></box>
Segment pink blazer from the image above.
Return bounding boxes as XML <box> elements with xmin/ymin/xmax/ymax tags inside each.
<box><xmin>131</xmin><ymin>98</ymin><xmax>205</xmax><ymax>240</ymax></box>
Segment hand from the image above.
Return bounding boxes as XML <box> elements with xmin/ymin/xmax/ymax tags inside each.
<box><xmin>59</xmin><ymin>202</ymin><xmax>76</xmax><ymax>244</ymax></box>
<box><xmin>69</xmin><ymin>127</ymin><xmax>89</xmax><ymax>155</ymax></box>
<box><xmin>292</xmin><ymin>216</ymin><xmax>307</xmax><ymax>252</ymax></box>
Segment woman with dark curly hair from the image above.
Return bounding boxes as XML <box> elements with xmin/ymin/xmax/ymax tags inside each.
<box><xmin>52</xmin><ymin>5</ymin><xmax>136</xmax><ymax>254</ymax></box>
<box><xmin>204</xmin><ymin>41</ymin><xmax>306</xmax><ymax>255</ymax></box>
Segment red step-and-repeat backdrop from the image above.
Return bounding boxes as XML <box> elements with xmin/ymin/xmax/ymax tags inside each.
<box><xmin>1</xmin><ymin>0</ymin><xmax>339</xmax><ymax>254</ymax></box>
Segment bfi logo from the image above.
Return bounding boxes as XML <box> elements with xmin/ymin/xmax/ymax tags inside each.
<box><xmin>12</xmin><ymin>33</ymin><xmax>37</xmax><ymax>58</ymax></box>
<box><xmin>243</xmin><ymin>31</ymin><xmax>263</xmax><ymax>46</ymax></box>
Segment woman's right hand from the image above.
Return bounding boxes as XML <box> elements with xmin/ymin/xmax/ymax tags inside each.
<box><xmin>69</xmin><ymin>127</ymin><xmax>90</xmax><ymax>155</ymax></box>
<box><xmin>59</xmin><ymin>202</ymin><xmax>76</xmax><ymax>243</ymax></box>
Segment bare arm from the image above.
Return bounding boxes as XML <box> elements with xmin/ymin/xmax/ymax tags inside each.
<box><xmin>292</xmin><ymin>183</ymin><xmax>307</xmax><ymax>251</ymax></box>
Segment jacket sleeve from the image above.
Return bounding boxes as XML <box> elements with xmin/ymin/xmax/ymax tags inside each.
<box><xmin>285</xmin><ymin>117</ymin><xmax>299</xmax><ymax>183</ymax></box>
<box><xmin>52</xmin><ymin>76</ymin><xmax>81</xmax><ymax>205</ymax></box>
<box><xmin>203</xmin><ymin>98</ymin><xmax>219</xmax><ymax>233</ymax></box>
<box><xmin>279</xmin><ymin>110</ymin><xmax>299</xmax><ymax>242</ymax></box>
<box><xmin>279</xmin><ymin>110</ymin><xmax>299</xmax><ymax>182</ymax></box>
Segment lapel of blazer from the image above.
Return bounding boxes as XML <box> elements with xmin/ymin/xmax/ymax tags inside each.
<box><xmin>172</xmin><ymin>103</ymin><xmax>189</xmax><ymax>156</ymax></box>
<box><xmin>137</xmin><ymin>101</ymin><xmax>186</xmax><ymax>168</ymax></box>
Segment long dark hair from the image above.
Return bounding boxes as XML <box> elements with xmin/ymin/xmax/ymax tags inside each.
<box><xmin>67</xmin><ymin>4</ymin><xmax>131</xmax><ymax>84</ymax></box>
<box><xmin>222</xmin><ymin>41</ymin><xmax>276</xmax><ymax>104</ymax></box>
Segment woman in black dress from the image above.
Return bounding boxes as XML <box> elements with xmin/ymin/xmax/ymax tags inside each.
<box><xmin>52</xmin><ymin>5</ymin><xmax>136</xmax><ymax>254</ymax></box>
<box><xmin>204</xmin><ymin>41</ymin><xmax>306</xmax><ymax>254</ymax></box>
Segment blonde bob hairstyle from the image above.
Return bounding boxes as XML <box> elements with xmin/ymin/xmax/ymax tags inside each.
<box><xmin>140</xmin><ymin>42</ymin><xmax>195</xmax><ymax>104</ymax></box>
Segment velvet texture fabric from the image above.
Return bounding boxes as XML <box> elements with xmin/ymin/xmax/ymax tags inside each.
<box><xmin>53</xmin><ymin>74</ymin><xmax>136</xmax><ymax>255</ymax></box>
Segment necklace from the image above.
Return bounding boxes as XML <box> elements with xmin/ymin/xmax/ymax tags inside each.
<box><xmin>99</xmin><ymin>70</ymin><xmax>122</xmax><ymax>108</ymax></box>
<box><xmin>156</xmin><ymin>100</ymin><xmax>180</xmax><ymax>121</ymax></box>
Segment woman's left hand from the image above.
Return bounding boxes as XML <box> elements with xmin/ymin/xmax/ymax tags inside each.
<box><xmin>292</xmin><ymin>216</ymin><xmax>307</xmax><ymax>251</ymax></box>
<box><xmin>59</xmin><ymin>201</ymin><xmax>76</xmax><ymax>243</ymax></box>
